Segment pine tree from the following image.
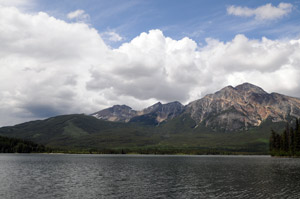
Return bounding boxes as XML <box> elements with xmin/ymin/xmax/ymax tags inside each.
<box><xmin>275</xmin><ymin>134</ymin><xmax>281</xmax><ymax>151</ymax></box>
<box><xmin>295</xmin><ymin>119</ymin><xmax>300</xmax><ymax>152</ymax></box>
<box><xmin>283</xmin><ymin>129</ymin><xmax>289</xmax><ymax>152</ymax></box>
<box><xmin>286</xmin><ymin>123</ymin><xmax>290</xmax><ymax>153</ymax></box>
<box><xmin>290</xmin><ymin>127</ymin><xmax>295</xmax><ymax>155</ymax></box>
<box><xmin>269</xmin><ymin>119</ymin><xmax>300</xmax><ymax>156</ymax></box>
<box><xmin>270</xmin><ymin>129</ymin><xmax>276</xmax><ymax>152</ymax></box>
<box><xmin>280</xmin><ymin>133</ymin><xmax>284</xmax><ymax>152</ymax></box>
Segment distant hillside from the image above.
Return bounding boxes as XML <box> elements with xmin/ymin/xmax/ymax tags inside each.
<box><xmin>0</xmin><ymin>114</ymin><xmax>158</xmax><ymax>151</ymax></box>
<box><xmin>0</xmin><ymin>113</ymin><xmax>286</xmax><ymax>154</ymax></box>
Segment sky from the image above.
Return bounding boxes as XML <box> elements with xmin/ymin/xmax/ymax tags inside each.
<box><xmin>1</xmin><ymin>0</ymin><xmax>300</xmax><ymax>126</ymax></box>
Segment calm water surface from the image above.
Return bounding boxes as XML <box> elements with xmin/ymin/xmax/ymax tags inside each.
<box><xmin>0</xmin><ymin>154</ymin><xmax>299</xmax><ymax>198</ymax></box>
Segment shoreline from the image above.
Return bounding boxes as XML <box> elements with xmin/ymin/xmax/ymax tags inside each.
<box><xmin>3</xmin><ymin>152</ymin><xmax>300</xmax><ymax>158</ymax></box>
<box><xmin>0</xmin><ymin>152</ymin><xmax>272</xmax><ymax>156</ymax></box>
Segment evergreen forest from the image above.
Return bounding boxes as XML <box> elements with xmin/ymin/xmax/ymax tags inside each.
<box><xmin>0</xmin><ymin>135</ymin><xmax>51</xmax><ymax>153</ymax></box>
<box><xmin>270</xmin><ymin>119</ymin><xmax>300</xmax><ymax>156</ymax></box>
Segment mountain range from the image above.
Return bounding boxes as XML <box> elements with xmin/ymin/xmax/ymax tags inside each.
<box><xmin>1</xmin><ymin>82</ymin><xmax>299</xmax><ymax>154</ymax></box>
<box><xmin>92</xmin><ymin>83</ymin><xmax>300</xmax><ymax>131</ymax></box>
<box><xmin>92</xmin><ymin>101</ymin><xmax>185</xmax><ymax>125</ymax></box>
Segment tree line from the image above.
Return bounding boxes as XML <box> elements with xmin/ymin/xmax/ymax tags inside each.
<box><xmin>270</xmin><ymin>119</ymin><xmax>300</xmax><ymax>156</ymax></box>
<box><xmin>0</xmin><ymin>135</ymin><xmax>51</xmax><ymax>153</ymax></box>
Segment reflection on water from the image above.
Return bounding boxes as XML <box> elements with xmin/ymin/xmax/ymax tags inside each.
<box><xmin>0</xmin><ymin>154</ymin><xmax>300</xmax><ymax>199</ymax></box>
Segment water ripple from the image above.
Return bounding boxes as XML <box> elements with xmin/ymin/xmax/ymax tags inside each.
<box><xmin>0</xmin><ymin>154</ymin><xmax>300</xmax><ymax>198</ymax></box>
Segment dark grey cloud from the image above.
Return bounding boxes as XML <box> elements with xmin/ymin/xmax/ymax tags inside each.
<box><xmin>22</xmin><ymin>103</ymin><xmax>63</xmax><ymax>118</ymax></box>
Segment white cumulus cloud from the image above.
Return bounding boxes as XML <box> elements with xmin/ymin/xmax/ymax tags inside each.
<box><xmin>67</xmin><ymin>9</ymin><xmax>90</xmax><ymax>21</ymax></box>
<box><xmin>0</xmin><ymin>6</ymin><xmax>107</xmax><ymax>126</ymax></box>
<box><xmin>1</xmin><ymin>5</ymin><xmax>300</xmax><ymax>126</ymax></box>
<box><xmin>0</xmin><ymin>0</ymin><xmax>33</xmax><ymax>7</ymax></box>
<box><xmin>227</xmin><ymin>3</ymin><xmax>293</xmax><ymax>21</ymax></box>
<box><xmin>101</xmin><ymin>31</ymin><xmax>123</xmax><ymax>42</ymax></box>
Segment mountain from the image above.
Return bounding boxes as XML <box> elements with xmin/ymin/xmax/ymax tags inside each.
<box><xmin>91</xmin><ymin>105</ymin><xmax>137</xmax><ymax>122</ymax></box>
<box><xmin>0</xmin><ymin>82</ymin><xmax>299</xmax><ymax>154</ymax></box>
<box><xmin>92</xmin><ymin>101</ymin><xmax>184</xmax><ymax>125</ymax></box>
<box><xmin>186</xmin><ymin>83</ymin><xmax>300</xmax><ymax>131</ymax></box>
<box><xmin>130</xmin><ymin>101</ymin><xmax>185</xmax><ymax>125</ymax></box>
<box><xmin>92</xmin><ymin>83</ymin><xmax>300</xmax><ymax>131</ymax></box>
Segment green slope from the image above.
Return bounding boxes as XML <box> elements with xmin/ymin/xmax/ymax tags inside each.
<box><xmin>0</xmin><ymin>114</ymin><xmax>286</xmax><ymax>154</ymax></box>
<box><xmin>0</xmin><ymin>114</ymin><xmax>160</xmax><ymax>150</ymax></box>
<box><xmin>156</xmin><ymin>114</ymin><xmax>286</xmax><ymax>153</ymax></box>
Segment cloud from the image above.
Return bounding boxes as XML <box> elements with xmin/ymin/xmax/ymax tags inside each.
<box><xmin>67</xmin><ymin>9</ymin><xmax>90</xmax><ymax>21</ymax></box>
<box><xmin>101</xmin><ymin>31</ymin><xmax>123</xmax><ymax>42</ymax></box>
<box><xmin>0</xmin><ymin>6</ymin><xmax>108</xmax><ymax>125</ymax></box>
<box><xmin>227</xmin><ymin>3</ymin><xmax>293</xmax><ymax>21</ymax></box>
<box><xmin>1</xmin><ymin>5</ymin><xmax>300</xmax><ymax>126</ymax></box>
<box><xmin>0</xmin><ymin>0</ymin><xmax>33</xmax><ymax>7</ymax></box>
<box><xmin>87</xmin><ymin>29</ymin><xmax>201</xmax><ymax>105</ymax></box>
<box><xmin>87</xmin><ymin>30</ymin><xmax>300</xmax><ymax>106</ymax></box>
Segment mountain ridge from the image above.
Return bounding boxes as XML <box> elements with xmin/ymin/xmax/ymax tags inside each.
<box><xmin>92</xmin><ymin>83</ymin><xmax>300</xmax><ymax>131</ymax></box>
<box><xmin>91</xmin><ymin>101</ymin><xmax>185</xmax><ymax>125</ymax></box>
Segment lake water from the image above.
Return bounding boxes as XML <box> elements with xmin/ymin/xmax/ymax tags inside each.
<box><xmin>0</xmin><ymin>154</ymin><xmax>300</xmax><ymax>199</ymax></box>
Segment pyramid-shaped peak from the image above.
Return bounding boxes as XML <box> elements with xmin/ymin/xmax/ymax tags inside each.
<box><xmin>219</xmin><ymin>85</ymin><xmax>235</xmax><ymax>91</ymax></box>
<box><xmin>214</xmin><ymin>85</ymin><xmax>236</xmax><ymax>96</ymax></box>
<box><xmin>111</xmin><ymin>104</ymin><xmax>132</xmax><ymax>110</ymax></box>
<box><xmin>235</xmin><ymin>82</ymin><xmax>267</xmax><ymax>94</ymax></box>
<box><xmin>165</xmin><ymin>101</ymin><xmax>183</xmax><ymax>106</ymax></box>
<box><xmin>153</xmin><ymin>102</ymin><xmax>162</xmax><ymax>106</ymax></box>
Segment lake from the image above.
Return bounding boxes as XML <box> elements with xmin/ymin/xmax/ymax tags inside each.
<box><xmin>0</xmin><ymin>154</ymin><xmax>299</xmax><ymax>198</ymax></box>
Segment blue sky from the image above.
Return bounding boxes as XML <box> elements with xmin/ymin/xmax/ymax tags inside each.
<box><xmin>1</xmin><ymin>0</ymin><xmax>300</xmax><ymax>126</ymax></box>
<box><xmin>33</xmin><ymin>0</ymin><xmax>300</xmax><ymax>46</ymax></box>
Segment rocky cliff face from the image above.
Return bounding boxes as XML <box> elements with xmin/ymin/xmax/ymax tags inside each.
<box><xmin>92</xmin><ymin>101</ymin><xmax>184</xmax><ymax>124</ymax></box>
<box><xmin>131</xmin><ymin>101</ymin><xmax>185</xmax><ymax>124</ymax></box>
<box><xmin>91</xmin><ymin>105</ymin><xmax>137</xmax><ymax>122</ymax></box>
<box><xmin>186</xmin><ymin>83</ymin><xmax>300</xmax><ymax>131</ymax></box>
<box><xmin>155</xmin><ymin>101</ymin><xmax>185</xmax><ymax>122</ymax></box>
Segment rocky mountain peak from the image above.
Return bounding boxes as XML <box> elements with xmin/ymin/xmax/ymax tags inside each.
<box><xmin>219</xmin><ymin>85</ymin><xmax>235</xmax><ymax>92</ymax></box>
<box><xmin>235</xmin><ymin>82</ymin><xmax>267</xmax><ymax>95</ymax></box>
<box><xmin>160</xmin><ymin>101</ymin><xmax>184</xmax><ymax>112</ymax></box>
<box><xmin>140</xmin><ymin>101</ymin><xmax>184</xmax><ymax>114</ymax></box>
<box><xmin>111</xmin><ymin>105</ymin><xmax>132</xmax><ymax>110</ymax></box>
<box><xmin>141</xmin><ymin>102</ymin><xmax>162</xmax><ymax>114</ymax></box>
<box><xmin>91</xmin><ymin>104</ymin><xmax>137</xmax><ymax>122</ymax></box>
<box><xmin>186</xmin><ymin>82</ymin><xmax>300</xmax><ymax>131</ymax></box>
<box><xmin>92</xmin><ymin>101</ymin><xmax>185</xmax><ymax>124</ymax></box>
<box><xmin>130</xmin><ymin>101</ymin><xmax>185</xmax><ymax>124</ymax></box>
<box><xmin>213</xmin><ymin>85</ymin><xmax>238</xmax><ymax>100</ymax></box>
<box><xmin>92</xmin><ymin>82</ymin><xmax>300</xmax><ymax>131</ymax></box>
